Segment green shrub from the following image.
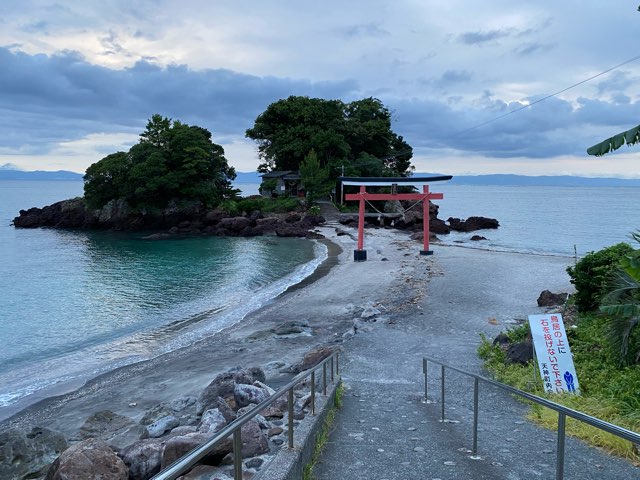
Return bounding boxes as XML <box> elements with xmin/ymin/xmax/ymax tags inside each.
<box><xmin>566</xmin><ymin>243</ymin><xmax>633</xmax><ymax>313</ymax></box>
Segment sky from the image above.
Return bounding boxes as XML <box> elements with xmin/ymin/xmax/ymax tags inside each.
<box><xmin>1</xmin><ymin>1</ymin><xmax>640</xmax><ymax>177</ymax></box>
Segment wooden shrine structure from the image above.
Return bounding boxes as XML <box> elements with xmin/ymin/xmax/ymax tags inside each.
<box><xmin>341</xmin><ymin>176</ymin><xmax>452</xmax><ymax>261</ymax></box>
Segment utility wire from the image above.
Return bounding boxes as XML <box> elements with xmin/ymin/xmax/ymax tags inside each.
<box><xmin>452</xmin><ymin>53</ymin><xmax>640</xmax><ymax>137</ymax></box>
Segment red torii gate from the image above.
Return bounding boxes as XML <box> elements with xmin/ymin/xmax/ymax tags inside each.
<box><xmin>341</xmin><ymin>176</ymin><xmax>452</xmax><ymax>261</ymax></box>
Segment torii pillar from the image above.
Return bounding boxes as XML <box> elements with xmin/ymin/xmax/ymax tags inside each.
<box><xmin>345</xmin><ymin>184</ymin><xmax>444</xmax><ymax>262</ymax></box>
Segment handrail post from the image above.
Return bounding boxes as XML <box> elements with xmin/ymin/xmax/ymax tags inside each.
<box><xmin>423</xmin><ymin>358</ymin><xmax>428</xmax><ymax>401</ymax></box>
<box><xmin>323</xmin><ymin>362</ymin><xmax>327</xmax><ymax>395</ymax></box>
<box><xmin>441</xmin><ymin>365</ymin><xmax>446</xmax><ymax>422</ymax></box>
<box><xmin>472</xmin><ymin>377</ymin><xmax>479</xmax><ymax>457</ymax></box>
<box><xmin>288</xmin><ymin>388</ymin><xmax>294</xmax><ymax>449</ymax></box>
<box><xmin>331</xmin><ymin>356</ymin><xmax>335</xmax><ymax>382</ymax></box>
<box><xmin>311</xmin><ymin>371</ymin><xmax>316</xmax><ymax>415</ymax></box>
<box><xmin>557</xmin><ymin>412</ymin><xmax>566</xmax><ymax>480</ymax></box>
<box><xmin>336</xmin><ymin>353</ymin><xmax>339</xmax><ymax>376</ymax></box>
<box><xmin>233</xmin><ymin>429</ymin><xmax>242</xmax><ymax>480</ymax></box>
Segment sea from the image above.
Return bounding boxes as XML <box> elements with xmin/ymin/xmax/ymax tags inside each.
<box><xmin>1</xmin><ymin>179</ymin><xmax>640</xmax><ymax>418</ymax></box>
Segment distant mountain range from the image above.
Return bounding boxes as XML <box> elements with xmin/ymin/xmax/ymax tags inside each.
<box><xmin>0</xmin><ymin>166</ymin><xmax>83</xmax><ymax>180</ymax></box>
<box><xmin>2</xmin><ymin>166</ymin><xmax>640</xmax><ymax>187</ymax></box>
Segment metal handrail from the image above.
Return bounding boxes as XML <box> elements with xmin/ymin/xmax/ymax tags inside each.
<box><xmin>423</xmin><ymin>356</ymin><xmax>640</xmax><ymax>480</ymax></box>
<box><xmin>152</xmin><ymin>351</ymin><xmax>340</xmax><ymax>480</ymax></box>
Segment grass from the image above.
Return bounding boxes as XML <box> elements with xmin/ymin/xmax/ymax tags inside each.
<box><xmin>478</xmin><ymin>315</ymin><xmax>640</xmax><ymax>463</ymax></box>
<box><xmin>302</xmin><ymin>382</ymin><xmax>344</xmax><ymax>480</ymax></box>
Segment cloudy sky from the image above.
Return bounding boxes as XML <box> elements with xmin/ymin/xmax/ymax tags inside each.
<box><xmin>1</xmin><ymin>1</ymin><xmax>640</xmax><ymax>177</ymax></box>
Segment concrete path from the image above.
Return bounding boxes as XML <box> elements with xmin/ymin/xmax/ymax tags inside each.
<box><xmin>313</xmin><ymin>245</ymin><xmax>639</xmax><ymax>479</ymax></box>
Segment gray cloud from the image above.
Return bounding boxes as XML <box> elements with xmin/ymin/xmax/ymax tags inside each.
<box><xmin>457</xmin><ymin>29</ymin><xmax>512</xmax><ymax>45</ymax></box>
<box><xmin>596</xmin><ymin>70</ymin><xmax>640</xmax><ymax>95</ymax></box>
<box><xmin>332</xmin><ymin>23</ymin><xmax>390</xmax><ymax>38</ymax></box>
<box><xmin>513</xmin><ymin>42</ymin><xmax>554</xmax><ymax>56</ymax></box>
<box><xmin>0</xmin><ymin>47</ymin><xmax>358</xmax><ymax>152</ymax></box>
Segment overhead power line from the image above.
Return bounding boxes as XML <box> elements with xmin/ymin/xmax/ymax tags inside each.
<box><xmin>453</xmin><ymin>53</ymin><xmax>640</xmax><ymax>137</ymax></box>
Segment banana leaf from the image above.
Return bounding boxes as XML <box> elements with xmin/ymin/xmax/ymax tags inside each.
<box><xmin>587</xmin><ymin>124</ymin><xmax>640</xmax><ymax>156</ymax></box>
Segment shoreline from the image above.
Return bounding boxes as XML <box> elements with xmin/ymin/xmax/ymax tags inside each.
<box><xmin>0</xmin><ymin>234</ymin><xmax>341</xmax><ymax>425</ymax></box>
<box><xmin>0</xmin><ymin>225</ymin><xmax>575</xmax><ymax>443</ymax></box>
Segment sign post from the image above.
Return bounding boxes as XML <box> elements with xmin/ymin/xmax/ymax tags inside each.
<box><xmin>529</xmin><ymin>314</ymin><xmax>580</xmax><ymax>394</ymax></box>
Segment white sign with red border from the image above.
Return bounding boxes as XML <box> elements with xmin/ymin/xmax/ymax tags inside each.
<box><xmin>528</xmin><ymin>313</ymin><xmax>580</xmax><ymax>395</ymax></box>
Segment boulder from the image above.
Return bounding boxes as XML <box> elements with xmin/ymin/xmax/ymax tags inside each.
<box><xmin>140</xmin><ymin>395</ymin><xmax>198</xmax><ymax>427</ymax></box>
<box><xmin>13</xmin><ymin>198</ymin><xmax>89</xmax><ymax>229</ymax></box>
<box><xmin>447</xmin><ymin>216</ymin><xmax>499</xmax><ymax>232</ymax></box>
<box><xmin>506</xmin><ymin>342</ymin><xmax>533</xmax><ymax>365</ymax></box>
<box><xmin>45</xmin><ymin>438</ymin><xmax>128</xmax><ymax>480</ymax></box>
<box><xmin>470</xmin><ymin>235</ymin><xmax>487</xmax><ymax>241</ymax></box>
<box><xmin>234</xmin><ymin>384</ymin><xmax>270</xmax><ymax>409</ymax></box>
<box><xmin>118</xmin><ymin>438</ymin><xmax>165</xmax><ymax>480</ymax></box>
<box><xmin>161</xmin><ymin>433</ymin><xmax>232</xmax><ymax>469</ymax></box>
<box><xmin>297</xmin><ymin>346</ymin><xmax>334</xmax><ymax>372</ymax></box>
<box><xmin>0</xmin><ymin>427</ymin><xmax>68</xmax><ymax>480</ymax></box>
<box><xmin>537</xmin><ymin>290</ymin><xmax>569</xmax><ymax>307</ymax></box>
<box><xmin>179</xmin><ymin>464</ymin><xmax>233</xmax><ymax>479</ymax></box>
<box><xmin>75</xmin><ymin>410</ymin><xmax>142</xmax><ymax>448</ymax></box>
<box><xmin>238</xmin><ymin>421</ymin><xmax>269</xmax><ymax>458</ymax></box>
<box><xmin>144</xmin><ymin>415</ymin><xmax>180</xmax><ymax>438</ymax></box>
<box><xmin>198</xmin><ymin>408</ymin><xmax>227</xmax><ymax>435</ymax></box>
<box><xmin>197</xmin><ymin>369</ymin><xmax>265</xmax><ymax>415</ymax></box>
<box><xmin>492</xmin><ymin>333</ymin><xmax>511</xmax><ymax>349</ymax></box>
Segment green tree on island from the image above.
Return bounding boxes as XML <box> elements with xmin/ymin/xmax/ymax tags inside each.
<box><xmin>84</xmin><ymin>115</ymin><xmax>236</xmax><ymax>209</ymax></box>
<box><xmin>299</xmin><ymin>149</ymin><xmax>329</xmax><ymax>204</ymax></box>
<box><xmin>245</xmin><ymin>96</ymin><xmax>414</xmax><ymax>179</ymax></box>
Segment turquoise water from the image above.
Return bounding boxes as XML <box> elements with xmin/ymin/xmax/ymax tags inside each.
<box><xmin>2</xmin><ymin>180</ymin><xmax>640</xmax><ymax>414</ymax></box>
<box><xmin>0</xmin><ymin>181</ymin><xmax>323</xmax><ymax>411</ymax></box>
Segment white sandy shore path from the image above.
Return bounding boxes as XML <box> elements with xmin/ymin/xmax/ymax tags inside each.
<box><xmin>0</xmin><ymin>225</ymin><xmax>576</xmax><ymax>447</ymax></box>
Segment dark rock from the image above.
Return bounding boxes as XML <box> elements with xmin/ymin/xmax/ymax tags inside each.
<box><xmin>13</xmin><ymin>198</ymin><xmax>89</xmax><ymax>229</ymax></box>
<box><xmin>296</xmin><ymin>346</ymin><xmax>335</xmax><ymax>372</ymax></box>
<box><xmin>246</xmin><ymin>457</ymin><xmax>264</xmax><ymax>469</ymax></box>
<box><xmin>448</xmin><ymin>216</ymin><xmax>499</xmax><ymax>232</ymax></box>
<box><xmin>76</xmin><ymin>410</ymin><xmax>138</xmax><ymax>445</ymax></box>
<box><xmin>140</xmin><ymin>396</ymin><xmax>197</xmax><ymax>428</ymax></box>
<box><xmin>506</xmin><ymin>342</ymin><xmax>533</xmax><ymax>365</ymax></box>
<box><xmin>0</xmin><ymin>427</ymin><xmax>68</xmax><ymax>480</ymax></box>
<box><xmin>45</xmin><ymin>438</ymin><xmax>128</xmax><ymax>480</ymax></box>
<box><xmin>238</xmin><ymin>421</ymin><xmax>269</xmax><ymax>458</ymax></box>
<box><xmin>537</xmin><ymin>290</ymin><xmax>568</xmax><ymax>307</ymax></box>
<box><xmin>338</xmin><ymin>215</ymin><xmax>357</xmax><ymax>226</ymax></box>
<box><xmin>274</xmin><ymin>320</ymin><xmax>310</xmax><ymax>336</ymax></box>
<box><xmin>429</xmin><ymin>218</ymin><xmax>450</xmax><ymax>234</ymax></box>
<box><xmin>197</xmin><ymin>368</ymin><xmax>265</xmax><ymax>415</ymax></box>
<box><xmin>470</xmin><ymin>235</ymin><xmax>487</xmax><ymax>241</ymax></box>
<box><xmin>284</xmin><ymin>212</ymin><xmax>301</xmax><ymax>223</ymax></box>
<box><xmin>161</xmin><ymin>433</ymin><xmax>232</xmax><ymax>469</ymax></box>
<box><xmin>118</xmin><ymin>438</ymin><xmax>165</xmax><ymax>480</ymax></box>
<box><xmin>493</xmin><ymin>333</ymin><xmax>511</xmax><ymax>349</ymax></box>
<box><xmin>218</xmin><ymin>216</ymin><xmax>252</xmax><ymax>233</ymax></box>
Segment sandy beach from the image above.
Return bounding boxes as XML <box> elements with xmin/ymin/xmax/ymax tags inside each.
<box><xmin>0</xmin><ymin>223</ymin><xmax>576</xmax><ymax>449</ymax></box>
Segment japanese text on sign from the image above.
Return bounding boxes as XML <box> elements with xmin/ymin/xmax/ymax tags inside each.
<box><xmin>528</xmin><ymin>313</ymin><xmax>580</xmax><ymax>395</ymax></box>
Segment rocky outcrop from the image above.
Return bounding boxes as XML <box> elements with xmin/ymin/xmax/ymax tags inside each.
<box><xmin>13</xmin><ymin>198</ymin><xmax>326</xmax><ymax>239</ymax></box>
<box><xmin>537</xmin><ymin>290</ymin><xmax>569</xmax><ymax>307</ymax></box>
<box><xmin>447</xmin><ymin>216</ymin><xmax>499</xmax><ymax>232</ymax></box>
<box><xmin>0</xmin><ymin>427</ymin><xmax>68</xmax><ymax>480</ymax></box>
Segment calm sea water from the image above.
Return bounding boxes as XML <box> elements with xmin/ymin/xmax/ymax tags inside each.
<box><xmin>1</xmin><ymin>180</ymin><xmax>639</xmax><ymax>415</ymax></box>
<box><xmin>433</xmin><ymin>184</ymin><xmax>640</xmax><ymax>257</ymax></box>
<box><xmin>0</xmin><ymin>180</ymin><xmax>324</xmax><ymax>413</ymax></box>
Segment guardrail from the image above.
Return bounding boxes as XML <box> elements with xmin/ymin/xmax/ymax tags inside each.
<box><xmin>152</xmin><ymin>351</ymin><xmax>340</xmax><ymax>480</ymax></box>
<box><xmin>423</xmin><ymin>356</ymin><xmax>640</xmax><ymax>480</ymax></box>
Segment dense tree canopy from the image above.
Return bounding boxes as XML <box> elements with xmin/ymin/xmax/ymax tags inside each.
<box><xmin>84</xmin><ymin>115</ymin><xmax>236</xmax><ymax>209</ymax></box>
<box><xmin>246</xmin><ymin>96</ymin><xmax>414</xmax><ymax>179</ymax></box>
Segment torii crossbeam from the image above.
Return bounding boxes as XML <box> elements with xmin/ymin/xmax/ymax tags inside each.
<box><xmin>341</xmin><ymin>176</ymin><xmax>452</xmax><ymax>261</ymax></box>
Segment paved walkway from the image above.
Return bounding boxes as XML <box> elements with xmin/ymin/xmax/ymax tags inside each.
<box><xmin>314</xmin><ymin>246</ymin><xmax>639</xmax><ymax>479</ymax></box>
